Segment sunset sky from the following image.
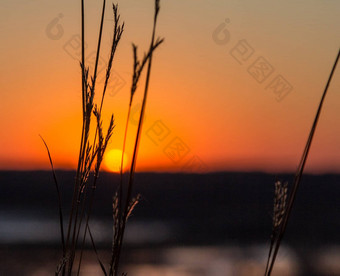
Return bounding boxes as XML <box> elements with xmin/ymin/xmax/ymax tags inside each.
<box><xmin>1</xmin><ymin>0</ymin><xmax>340</xmax><ymax>173</ymax></box>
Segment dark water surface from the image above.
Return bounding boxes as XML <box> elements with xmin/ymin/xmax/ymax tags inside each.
<box><xmin>1</xmin><ymin>171</ymin><xmax>340</xmax><ymax>275</ymax></box>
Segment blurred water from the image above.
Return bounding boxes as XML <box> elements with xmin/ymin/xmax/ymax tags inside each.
<box><xmin>0</xmin><ymin>212</ymin><xmax>178</xmax><ymax>245</ymax></box>
<box><xmin>2</xmin><ymin>245</ymin><xmax>340</xmax><ymax>276</ymax></box>
<box><xmin>2</xmin><ymin>171</ymin><xmax>340</xmax><ymax>275</ymax></box>
<box><xmin>1</xmin><ymin>211</ymin><xmax>340</xmax><ymax>276</ymax></box>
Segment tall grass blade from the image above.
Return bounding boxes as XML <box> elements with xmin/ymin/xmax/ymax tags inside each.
<box><xmin>110</xmin><ymin>1</ymin><xmax>164</xmax><ymax>275</ymax></box>
<box><xmin>48</xmin><ymin>1</ymin><xmax>164</xmax><ymax>275</ymax></box>
<box><xmin>265</xmin><ymin>48</ymin><xmax>340</xmax><ymax>276</ymax></box>
<box><xmin>64</xmin><ymin>0</ymin><xmax>87</xmax><ymax>274</ymax></box>
<box><xmin>76</xmin><ymin>222</ymin><xmax>108</xmax><ymax>276</ymax></box>
<box><xmin>75</xmin><ymin>0</ymin><xmax>107</xmax><ymax>269</ymax></box>
<box><xmin>39</xmin><ymin>135</ymin><xmax>66</xmax><ymax>262</ymax></box>
<box><xmin>99</xmin><ymin>3</ymin><xmax>124</xmax><ymax>113</ymax></box>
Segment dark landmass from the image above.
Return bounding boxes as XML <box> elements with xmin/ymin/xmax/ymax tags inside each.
<box><xmin>1</xmin><ymin>171</ymin><xmax>339</xmax><ymax>247</ymax></box>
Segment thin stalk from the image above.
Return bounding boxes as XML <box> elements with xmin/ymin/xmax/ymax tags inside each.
<box><xmin>76</xmin><ymin>176</ymin><xmax>99</xmax><ymax>276</ymax></box>
<box><xmin>109</xmin><ymin>103</ymin><xmax>130</xmax><ymax>276</ymax></box>
<box><xmin>89</xmin><ymin>223</ymin><xmax>108</xmax><ymax>276</ymax></box>
<box><xmin>125</xmin><ymin>0</ymin><xmax>160</xmax><ymax>220</ymax></box>
<box><xmin>40</xmin><ymin>136</ymin><xmax>66</xmax><ymax>256</ymax></box>
<box><xmin>65</xmin><ymin>0</ymin><xmax>86</xmax><ymax>274</ymax></box>
<box><xmin>77</xmin><ymin>112</ymin><xmax>114</xmax><ymax>274</ymax></box>
<box><xmin>99</xmin><ymin>3</ymin><xmax>124</xmax><ymax>114</ymax></box>
<box><xmin>265</xmin><ymin>48</ymin><xmax>340</xmax><ymax>276</ymax></box>
<box><xmin>111</xmin><ymin>2</ymin><xmax>161</xmax><ymax>275</ymax></box>
<box><xmin>92</xmin><ymin>0</ymin><xmax>106</xmax><ymax>93</ymax></box>
<box><xmin>111</xmin><ymin>37</ymin><xmax>164</xmax><ymax>276</ymax></box>
<box><xmin>75</xmin><ymin>3</ymin><xmax>123</xmax><ymax>273</ymax></box>
<box><xmin>75</xmin><ymin>0</ymin><xmax>107</xmax><ymax>268</ymax></box>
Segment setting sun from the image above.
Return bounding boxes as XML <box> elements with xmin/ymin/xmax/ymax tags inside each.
<box><xmin>103</xmin><ymin>149</ymin><xmax>128</xmax><ymax>173</ymax></box>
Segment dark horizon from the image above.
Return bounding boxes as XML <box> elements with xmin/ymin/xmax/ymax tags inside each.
<box><xmin>3</xmin><ymin>168</ymin><xmax>340</xmax><ymax>176</ymax></box>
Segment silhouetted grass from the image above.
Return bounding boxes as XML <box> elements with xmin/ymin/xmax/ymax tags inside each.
<box><xmin>42</xmin><ymin>3</ymin><xmax>340</xmax><ymax>276</ymax></box>
<box><xmin>41</xmin><ymin>1</ymin><xmax>163</xmax><ymax>275</ymax></box>
<box><xmin>265</xmin><ymin>48</ymin><xmax>340</xmax><ymax>276</ymax></box>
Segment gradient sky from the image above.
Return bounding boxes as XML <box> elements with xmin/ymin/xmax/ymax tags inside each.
<box><xmin>1</xmin><ymin>0</ymin><xmax>340</xmax><ymax>173</ymax></box>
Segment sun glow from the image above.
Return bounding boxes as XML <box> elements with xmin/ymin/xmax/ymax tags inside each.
<box><xmin>103</xmin><ymin>149</ymin><xmax>129</xmax><ymax>173</ymax></box>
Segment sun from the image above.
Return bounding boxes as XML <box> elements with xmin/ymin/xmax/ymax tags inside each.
<box><xmin>103</xmin><ymin>149</ymin><xmax>128</xmax><ymax>173</ymax></box>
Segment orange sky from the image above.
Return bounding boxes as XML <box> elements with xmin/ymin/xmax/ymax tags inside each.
<box><xmin>1</xmin><ymin>0</ymin><xmax>340</xmax><ymax>173</ymax></box>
